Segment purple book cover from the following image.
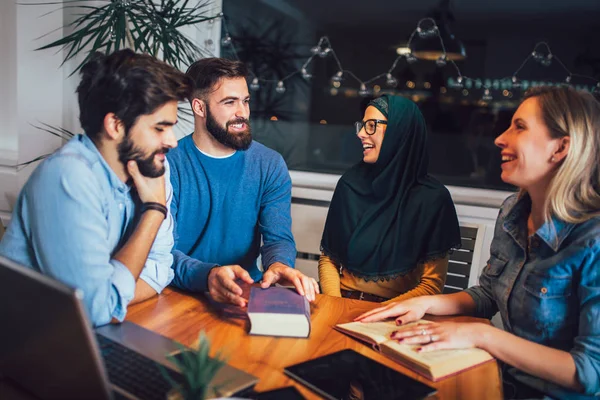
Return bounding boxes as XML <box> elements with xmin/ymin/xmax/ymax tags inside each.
<box><xmin>248</xmin><ymin>287</ymin><xmax>310</xmax><ymax>321</ymax></box>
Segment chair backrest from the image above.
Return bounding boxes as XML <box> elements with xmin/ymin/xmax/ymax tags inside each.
<box><xmin>443</xmin><ymin>224</ymin><xmax>485</xmax><ymax>294</ymax></box>
<box><xmin>291</xmin><ymin>199</ymin><xmax>330</xmax><ymax>280</ymax></box>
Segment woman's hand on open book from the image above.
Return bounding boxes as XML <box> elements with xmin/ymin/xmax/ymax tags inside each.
<box><xmin>354</xmin><ymin>297</ymin><xmax>433</xmax><ymax>324</ymax></box>
<box><xmin>390</xmin><ymin>321</ymin><xmax>490</xmax><ymax>352</ymax></box>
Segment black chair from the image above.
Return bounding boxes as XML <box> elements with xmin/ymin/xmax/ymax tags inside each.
<box><xmin>443</xmin><ymin>225</ymin><xmax>481</xmax><ymax>294</ymax></box>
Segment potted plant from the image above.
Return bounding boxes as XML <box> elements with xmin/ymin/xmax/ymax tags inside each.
<box><xmin>161</xmin><ymin>331</ymin><xmax>229</xmax><ymax>400</ymax></box>
<box><xmin>17</xmin><ymin>0</ymin><xmax>217</xmax><ymax>167</ymax></box>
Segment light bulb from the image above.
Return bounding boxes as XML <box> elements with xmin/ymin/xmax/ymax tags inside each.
<box><xmin>386</xmin><ymin>73</ymin><xmax>398</xmax><ymax>87</ymax></box>
<box><xmin>318</xmin><ymin>48</ymin><xmax>331</xmax><ymax>58</ymax></box>
<box><xmin>565</xmin><ymin>75</ymin><xmax>572</xmax><ymax>84</ymax></box>
<box><xmin>310</xmin><ymin>46</ymin><xmax>320</xmax><ymax>55</ymax></box>
<box><xmin>511</xmin><ymin>76</ymin><xmax>522</xmax><ymax>89</ymax></box>
<box><xmin>435</xmin><ymin>54</ymin><xmax>447</xmax><ymax>67</ymax></box>
<box><xmin>358</xmin><ymin>84</ymin><xmax>369</xmax><ymax>97</ymax></box>
<box><xmin>249</xmin><ymin>77</ymin><xmax>260</xmax><ymax>91</ymax></box>
<box><xmin>417</xmin><ymin>26</ymin><xmax>438</xmax><ymax>39</ymax></box>
<box><xmin>221</xmin><ymin>35</ymin><xmax>232</xmax><ymax>46</ymax></box>
<box><xmin>540</xmin><ymin>54</ymin><xmax>552</xmax><ymax>67</ymax></box>
<box><xmin>331</xmin><ymin>71</ymin><xmax>343</xmax><ymax>83</ymax></box>
<box><xmin>405</xmin><ymin>53</ymin><xmax>417</xmax><ymax>64</ymax></box>
<box><xmin>301</xmin><ymin>68</ymin><xmax>312</xmax><ymax>80</ymax></box>
<box><xmin>482</xmin><ymin>88</ymin><xmax>493</xmax><ymax>102</ymax></box>
<box><xmin>275</xmin><ymin>81</ymin><xmax>286</xmax><ymax>94</ymax></box>
<box><xmin>452</xmin><ymin>75</ymin><xmax>464</xmax><ymax>89</ymax></box>
<box><xmin>532</xmin><ymin>51</ymin><xmax>544</xmax><ymax>62</ymax></box>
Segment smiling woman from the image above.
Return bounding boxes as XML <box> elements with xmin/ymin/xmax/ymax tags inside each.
<box><xmin>355</xmin><ymin>86</ymin><xmax>600</xmax><ymax>399</ymax></box>
<box><xmin>319</xmin><ymin>95</ymin><xmax>461</xmax><ymax>304</ymax></box>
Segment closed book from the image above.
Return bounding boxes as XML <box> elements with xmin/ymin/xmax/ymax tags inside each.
<box><xmin>247</xmin><ymin>287</ymin><xmax>311</xmax><ymax>338</ymax></box>
<box><xmin>335</xmin><ymin>320</ymin><xmax>494</xmax><ymax>381</ymax></box>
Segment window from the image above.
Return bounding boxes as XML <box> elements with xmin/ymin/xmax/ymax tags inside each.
<box><xmin>222</xmin><ymin>0</ymin><xmax>600</xmax><ymax>191</ymax></box>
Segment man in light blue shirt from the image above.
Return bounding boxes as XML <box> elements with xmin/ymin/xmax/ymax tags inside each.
<box><xmin>0</xmin><ymin>50</ymin><xmax>193</xmax><ymax>326</ymax></box>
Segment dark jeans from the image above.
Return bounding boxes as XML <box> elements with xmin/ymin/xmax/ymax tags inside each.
<box><xmin>502</xmin><ymin>368</ymin><xmax>550</xmax><ymax>400</ymax></box>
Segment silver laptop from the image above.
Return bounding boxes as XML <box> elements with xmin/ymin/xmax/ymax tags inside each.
<box><xmin>0</xmin><ymin>255</ymin><xmax>258</xmax><ymax>400</ymax></box>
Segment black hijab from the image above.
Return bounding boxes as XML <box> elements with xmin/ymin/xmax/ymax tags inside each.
<box><xmin>320</xmin><ymin>95</ymin><xmax>461</xmax><ymax>281</ymax></box>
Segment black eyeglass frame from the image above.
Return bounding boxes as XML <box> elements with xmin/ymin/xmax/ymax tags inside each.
<box><xmin>354</xmin><ymin>119</ymin><xmax>388</xmax><ymax>135</ymax></box>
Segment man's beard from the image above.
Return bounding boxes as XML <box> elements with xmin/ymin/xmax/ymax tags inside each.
<box><xmin>205</xmin><ymin>105</ymin><xmax>252</xmax><ymax>151</ymax></box>
<box><xmin>118</xmin><ymin>135</ymin><xmax>169</xmax><ymax>178</ymax></box>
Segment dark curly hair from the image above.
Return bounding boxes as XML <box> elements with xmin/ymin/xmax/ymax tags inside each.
<box><xmin>77</xmin><ymin>49</ymin><xmax>194</xmax><ymax>140</ymax></box>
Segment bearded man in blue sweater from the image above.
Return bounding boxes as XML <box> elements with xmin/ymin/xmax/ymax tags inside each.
<box><xmin>168</xmin><ymin>58</ymin><xmax>319</xmax><ymax>306</ymax></box>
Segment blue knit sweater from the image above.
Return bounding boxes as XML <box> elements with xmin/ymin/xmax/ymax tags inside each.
<box><xmin>167</xmin><ymin>134</ymin><xmax>296</xmax><ymax>291</ymax></box>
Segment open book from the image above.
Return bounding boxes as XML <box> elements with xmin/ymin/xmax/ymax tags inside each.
<box><xmin>335</xmin><ymin>320</ymin><xmax>494</xmax><ymax>381</ymax></box>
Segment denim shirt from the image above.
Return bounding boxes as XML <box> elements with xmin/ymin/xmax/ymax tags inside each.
<box><xmin>465</xmin><ymin>194</ymin><xmax>600</xmax><ymax>399</ymax></box>
<box><xmin>0</xmin><ymin>135</ymin><xmax>174</xmax><ymax>326</ymax></box>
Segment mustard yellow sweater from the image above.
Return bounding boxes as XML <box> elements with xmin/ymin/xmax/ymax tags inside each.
<box><xmin>318</xmin><ymin>254</ymin><xmax>448</xmax><ymax>305</ymax></box>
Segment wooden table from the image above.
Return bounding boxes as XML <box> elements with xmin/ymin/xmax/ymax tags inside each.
<box><xmin>127</xmin><ymin>288</ymin><xmax>502</xmax><ymax>399</ymax></box>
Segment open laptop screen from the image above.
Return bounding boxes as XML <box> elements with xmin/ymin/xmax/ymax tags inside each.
<box><xmin>0</xmin><ymin>256</ymin><xmax>112</xmax><ymax>400</ymax></box>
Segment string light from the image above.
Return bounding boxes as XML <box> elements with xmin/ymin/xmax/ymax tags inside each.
<box><xmin>511</xmin><ymin>76</ymin><xmax>521</xmax><ymax>89</ymax></box>
<box><xmin>275</xmin><ymin>81</ymin><xmax>286</xmax><ymax>94</ymax></box>
<box><xmin>319</xmin><ymin>48</ymin><xmax>332</xmax><ymax>58</ymax></box>
<box><xmin>331</xmin><ymin>71</ymin><xmax>344</xmax><ymax>83</ymax></box>
<box><xmin>301</xmin><ymin>68</ymin><xmax>312</xmax><ymax>80</ymax></box>
<box><xmin>221</xmin><ymin>35</ymin><xmax>232</xmax><ymax>46</ymax></box>
<box><xmin>358</xmin><ymin>83</ymin><xmax>369</xmax><ymax>97</ymax></box>
<box><xmin>249</xmin><ymin>77</ymin><xmax>260</xmax><ymax>91</ymax></box>
<box><xmin>216</xmin><ymin>15</ymin><xmax>599</xmax><ymax>100</ymax></box>
<box><xmin>481</xmin><ymin>88</ymin><xmax>493</xmax><ymax>101</ymax></box>
<box><xmin>454</xmin><ymin>75</ymin><xmax>464</xmax><ymax>88</ymax></box>
<box><xmin>405</xmin><ymin>53</ymin><xmax>418</xmax><ymax>64</ymax></box>
<box><xmin>385</xmin><ymin>73</ymin><xmax>398</xmax><ymax>87</ymax></box>
<box><xmin>435</xmin><ymin>54</ymin><xmax>447</xmax><ymax>67</ymax></box>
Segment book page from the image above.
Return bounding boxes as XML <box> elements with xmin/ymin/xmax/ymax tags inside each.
<box><xmin>336</xmin><ymin>320</ymin><xmax>432</xmax><ymax>345</ymax></box>
<box><xmin>382</xmin><ymin>339</ymin><xmax>487</xmax><ymax>365</ymax></box>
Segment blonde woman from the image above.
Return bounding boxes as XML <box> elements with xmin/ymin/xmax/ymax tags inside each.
<box><xmin>356</xmin><ymin>86</ymin><xmax>600</xmax><ymax>399</ymax></box>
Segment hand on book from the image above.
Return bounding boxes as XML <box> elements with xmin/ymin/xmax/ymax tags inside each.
<box><xmin>389</xmin><ymin>321</ymin><xmax>489</xmax><ymax>353</ymax></box>
<box><xmin>208</xmin><ymin>264</ymin><xmax>254</xmax><ymax>307</ymax></box>
<box><xmin>354</xmin><ymin>297</ymin><xmax>432</xmax><ymax>324</ymax></box>
<box><xmin>261</xmin><ymin>263</ymin><xmax>320</xmax><ymax>302</ymax></box>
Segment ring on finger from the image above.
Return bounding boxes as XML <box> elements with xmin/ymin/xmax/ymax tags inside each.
<box><xmin>420</xmin><ymin>328</ymin><xmax>428</xmax><ymax>336</ymax></box>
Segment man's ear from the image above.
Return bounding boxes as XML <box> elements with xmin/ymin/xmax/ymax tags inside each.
<box><xmin>191</xmin><ymin>98</ymin><xmax>207</xmax><ymax>118</ymax></box>
<box><xmin>103</xmin><ymin>113</ymin><xmax>125</xmax><ymax>141</ymax></box>
<box><xmin>553</xmin><ymin>136</ymin><xmax>570</xmax><ymax>163</ymax></box>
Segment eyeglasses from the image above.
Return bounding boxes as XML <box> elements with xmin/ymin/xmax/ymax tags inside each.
<box><xmin>354</xmin><ymin>119</ymin><xmax>387</xmax><ymax>135</ymax></box>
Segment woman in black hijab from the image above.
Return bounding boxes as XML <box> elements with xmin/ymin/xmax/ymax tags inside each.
<box><xmin>319</xmin><ymin>95</ymin><xmax>461</xmax><ymax>303</ymax></box>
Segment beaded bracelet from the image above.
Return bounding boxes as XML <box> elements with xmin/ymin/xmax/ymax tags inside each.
<box><xmin>142</xmin><ymin>202</ymin><xmax>168</xmax><ymax>219</ymax></box>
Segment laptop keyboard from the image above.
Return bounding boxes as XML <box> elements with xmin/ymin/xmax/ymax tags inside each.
<box><xmin>96</xmin><ymin>334</ymin><xmax>184</xmax><ymax>400</ymax></box>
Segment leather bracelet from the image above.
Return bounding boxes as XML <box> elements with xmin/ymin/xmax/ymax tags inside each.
<box><xmin>142</xmin><ymin>202</ymin><xmax>168</xmax><ymax>219</ymax></box>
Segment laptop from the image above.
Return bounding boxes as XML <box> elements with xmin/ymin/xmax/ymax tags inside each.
<box><xmin>0</xmin><ymin>256</ymin><xmax>258</xmax><ymax>400</ymax></box>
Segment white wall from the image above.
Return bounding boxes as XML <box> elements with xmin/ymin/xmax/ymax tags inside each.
<box><xmin>0</xmin><ymin>0</ymin><xmax>223</xmax><ymax>226</ymax></box>
<box><xmin>0</xmin><ymin>0</ymin><xmax>64</xmax><ymax>224</ymax></box>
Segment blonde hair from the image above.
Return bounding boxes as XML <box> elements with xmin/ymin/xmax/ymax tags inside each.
<box><xmin>522</xmin><ymin>86</ymin><xmax>600</xmax><ymax>224</ymax></box>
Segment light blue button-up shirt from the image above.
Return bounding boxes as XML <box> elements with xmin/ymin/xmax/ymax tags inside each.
<box><xmin>0</xmin><ymin>134</ymin><xmax>174</xmax><ymax>326</ymax></box>
<box><xmin>465</xmin><ymin>193</ymin><xmax>600</xmax><ymax>399</ymax></box>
